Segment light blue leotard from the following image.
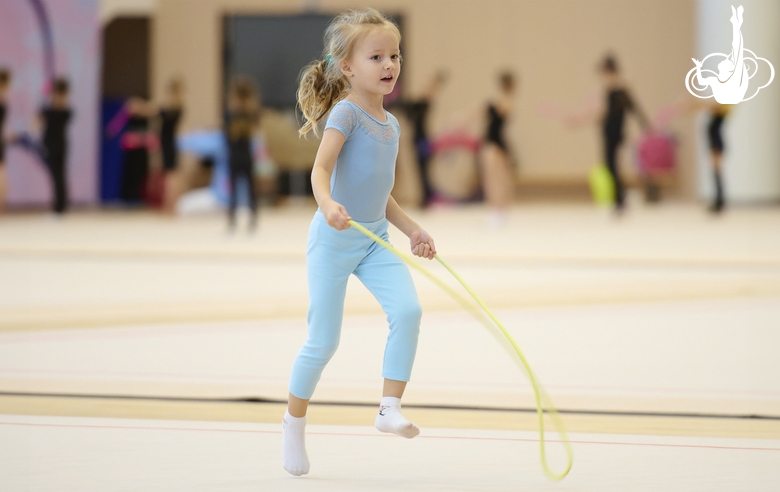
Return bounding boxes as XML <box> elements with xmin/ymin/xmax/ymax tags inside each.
<box><xmin>288</xmin><ymin>100</ymin><xmax>422</xmax><ymax>400</ymax></box>
<box><xmin>326</xmin><ymin>100</ymin><xmax>400</xmax><ymax>222</ymax></box>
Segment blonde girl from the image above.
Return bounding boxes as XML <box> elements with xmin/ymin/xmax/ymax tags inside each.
<box><xmin>283</xmin><ymin>8</ymin><xmax>437</xmax><ymax>476</ymax></box>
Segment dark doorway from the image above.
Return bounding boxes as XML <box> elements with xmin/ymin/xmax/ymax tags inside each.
<box><xmin>100</xmin><ymin>17</ymin><xmax>150</xmax><ymax>202</ymax></box>
<box><xmin>222</xmin><ymin>13</ymin><xmax>405</xmax><ymax>110</ymax></box>
<box><xmin>102</xmin><ymin>17</ymin><xmax>150</xmax><ymax>99</ymax></box>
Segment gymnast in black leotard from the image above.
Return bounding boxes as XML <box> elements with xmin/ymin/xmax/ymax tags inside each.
<box><xmin>159</xmin><ymin>79</ymin><xmax>184</xmax><ymax>173</ymax></box>
<box><xmin>0</xmin><ymin>74</ymin><xmax>7</xmax><ymax>166</ymax></box>
<box><xmin>485</xmin><ymin>103</ymin><xmax>508</xmax><ymax>152</ymax></box>
<box><xmin>157</xmin><ymin>79</ymin><xmax>185</xmax><ymax>214</ymax></box>
<box><xmin>706</xmin><ymin>104</ymin><xmax>730</xmax><ymax>213</ymax></box>
<box><xmin>399</xmin><ymin>71</ymin><xmax>447</xmax><ymax>207</ymax></box>
<box><xmin>39</xmin><ymin>78</ymin><xmax>73</xmax><ymax>215</ymax></box>
<box><xmin>225</xmin><ymin>78</ymin><xmax>260</xmax><ymax>232</ymax></box>
<box><xmin>599</xmin><ymin>56</ymin><xmax>649</xmax><ymax>211</ymax></box>
<box><xmin>481</xmin><ymin>71</ymin><xmax>517</xmax><ymax>226</ymax></box>
<box><xmin>0</xmin><ymin>68</ymin><xmax>9</xmax><ymax>213</ymax></box>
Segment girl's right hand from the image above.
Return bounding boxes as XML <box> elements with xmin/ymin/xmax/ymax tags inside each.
<box><xmin>323</xmin><ymin>200</ymin><xmax>352</xmax><ymax>230</ymax></box>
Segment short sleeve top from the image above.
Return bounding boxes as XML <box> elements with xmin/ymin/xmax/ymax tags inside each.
<box><xmin>40</xmin><ymin>106</ymin><xmax>73</xmax><ymax>153</ymax></box>
<box><xmin>323</xmin><ymin>99</ymin><xmax>400</xmax><ymax>222</ymax></box>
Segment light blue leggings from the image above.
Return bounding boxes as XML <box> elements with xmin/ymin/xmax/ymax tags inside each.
<box><xmin>288</xmin><ymin>211</ymin><xmax>422</xmax><ymax>400</ymax></box>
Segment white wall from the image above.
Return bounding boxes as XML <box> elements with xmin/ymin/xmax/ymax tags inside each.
<box><xmin>697</xmin><ymin>0</ymin><xmax>780</xmax><ymax>202</ymax></box>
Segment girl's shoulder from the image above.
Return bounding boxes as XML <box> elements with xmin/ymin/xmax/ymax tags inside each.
<box><xmin>325</xmin><ymin>99</ymin><xmax>359</xmax><ymax>138</ymax></box>
<box><xmin>327</xmin><ymin>100</ymin><xmax>400</xmax><ymax>142</ymax></box>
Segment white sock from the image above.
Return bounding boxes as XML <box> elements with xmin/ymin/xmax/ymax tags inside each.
<box><xmin>375</xmin><ymin>396</ymin><xmax>420</xmax><ymax>439</ymax></box>
<box><xmin>282</xmin><ymin>410</ymin><xmax>309</xmax><ymax>476</ymax></box>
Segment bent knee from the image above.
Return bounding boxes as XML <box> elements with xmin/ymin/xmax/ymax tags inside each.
<box><xmin>394</xmin><ymin>301</ymin><xmax>422</xmax><ymax>329</ymax></box>
<box><xmin>301</xmin><ymin>339</ymin><xmax>340</xmax><ymax>365</ymax></box>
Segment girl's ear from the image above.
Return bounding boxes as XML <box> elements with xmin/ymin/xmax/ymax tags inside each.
<box><xmin>339</xmin><ymin>59</ymin><xmax>354</xmax><ymax>78</ymax></box>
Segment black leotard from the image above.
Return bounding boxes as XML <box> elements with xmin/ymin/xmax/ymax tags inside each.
<box><xmin>120</xmin><ymin>115</ymin><xmax>150</xmax><ymax>202</ymax></box>
<box><xmin>0</xmin><ymin>103</ymin><xmax>6</xmax><ymax>162</ymax></box>
<box><xmin>41</xmin><ymin>106</ymin><xmax>73</xmax><ymax>158</ymax></box>
<box><xmin>602</xmin><ymin>88</ymin><xmax>647</xmax><ymax>209</ymax></box>
<box><xmin>707</xmin><ymin>106</ymin><xmax>730</xmax><ymax>153</ymax></box>
<box><xmin>602</xmin><ymin>89</ymin><xmax>644</xmax><ymax>143</ymax></box>
<box><xmin>485</xmin><ymin>104</ymin><xmax>508</xmax><ymax>151</ymax></box>
<box><xmin>402</xmin><ymin>99</ymin><xmax>434</xmax><ymax>204</ymax></box>
<box><xmin>40</xmin><ymin>105</ymin><xmax>73</xmax><ymax>213</ymax></box>
<box><xmin>159</xmin><ymin>108</ymin><xmax>182</xmax><ymax>171</ymax></box>
<box><xmin>225</xmin><ymin>109</ymin><xmax>260</xmax><ymax>225</ymax></box>
<box><xmin>406</xmin><ymin>100</ymin><xmax>430</xmax><ymax>144</ymax></box>
<box><xmin>225</xmin><ymin>110</ymin><xmax>257</xmax><ymax>169</ymax></box>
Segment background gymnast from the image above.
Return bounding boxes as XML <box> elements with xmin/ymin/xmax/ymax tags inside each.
<box><xmin>224</xmin><ymin>77</ymin><xmax>261</xmax><ymax>233</ymax></box>
<box><xmin>0</xmin><ymin>69</ymin><xmax>9</xmax><ymax>214</ymax></box>
<box><xmin>396</xmin><ymin>70</ymin><xmax>448</xmax><ymax>208</ymax></box>
<box><xmin>11</xmin><ymin>78</ymin><xmax>74</xmax><ymax>216</ymax></box>
<box><xmin>481</xmin><ymin>70</ymin><xmax>518</xmax><ymax>226</ymax></box>
<box><xmin>544</xmin><ymin>55</ymin><xmax>650</xmax><ymax>213</ymax></box>
<box><xmin>158</xmin><ymin>78</ymin><xmax>185</xmax><ymax>214</ymax></box>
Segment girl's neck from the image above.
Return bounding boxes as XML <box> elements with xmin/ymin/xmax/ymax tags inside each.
<box><xmin>346</xmin><ymin>91</ymin><xmax>386</xmax><ymax>121</ymax></box>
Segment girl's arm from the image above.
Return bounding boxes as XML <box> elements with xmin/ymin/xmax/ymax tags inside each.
<box><xmin>386</xmin><ymin>195</ymin><xmax>436</xmax><ymax>260</ymax></box>
<box><xmin>311</xmin><ymin>128</ymin><xmax>351</xmax><ymax>230</ymax></box>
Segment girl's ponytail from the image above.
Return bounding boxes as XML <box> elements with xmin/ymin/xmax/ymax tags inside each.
<box><xmin>297</xmin><ymin>58</ymin><xmax>347</xmax><ymax>137</ymax></box>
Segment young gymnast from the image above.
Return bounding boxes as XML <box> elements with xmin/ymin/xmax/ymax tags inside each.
<box><xmin>542</xmin><ymin>55</ymin><xmax>649</xmax><ymax>213</ymax></box>
<box><xmin>482</xmin><ymin>71</ymin><xmax>517</xmax><ymax>226</ymax></box>
<box><xmin>397</xmin><ymin>70</ymin><xmax>448</xmax><ymax>208</ymax></box>
<box><xmin>159</xmin><ymin>78</ymin><xmax>184</xmax><ymax>213</ymax></box>
<box><xmin>40</xmin><ymin>78</ymin><xmax>73</xmax><ymax>215</ymax></box>
<box><xmin>283</xmin><ymin>8</ymin><xmax>437</xmax><ymax>477</ymax></box>
<box><xmin>224</xmin><ymin>78</ymin><xmax>260</xmax><ymax>232</ymax></box>
<box><xmin>9</xmin><ymin>77</ymin><xmax>73</xmax><ymax>215</ymax></box>
<box><xmin>0</xmin><ymin>69</ymin><xmax>9</xmax><ymax>213</ymax></box>
<box><xmin>669</xmin><ymin>98</ymin><xmax>731</xmax><ymax>213</ymax></box>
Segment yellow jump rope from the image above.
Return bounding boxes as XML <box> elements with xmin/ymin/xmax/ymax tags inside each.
<box><xmin>348</xmin><ymin>220</ymin><xmax>574</xmax><ymax>481</ymax></box>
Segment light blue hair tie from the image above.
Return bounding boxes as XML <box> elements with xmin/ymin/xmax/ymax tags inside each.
<box><xmin>325</xmin><ymin>54</ymin><xmax>332</xmax><ymax>65</ymax></box>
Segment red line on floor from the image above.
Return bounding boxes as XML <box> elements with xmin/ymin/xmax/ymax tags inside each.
<box><xmin>1</xmin><ymin>421</ymin><xmax>778</xmax><ymax>452</ymax></box>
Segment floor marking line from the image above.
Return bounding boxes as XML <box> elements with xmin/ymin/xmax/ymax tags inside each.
<box><xmin>1</xmin><ymin>421</ymin><xmax>778</xmax><ymax>452</ymax></box>
<box><xmin>3</xmin><ymin>391</ymin><xmax>779</xmax><ymax>420</ymax></box>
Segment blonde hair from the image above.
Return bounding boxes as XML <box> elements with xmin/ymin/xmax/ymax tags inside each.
<box><xmin>297</xmin><ymin>8</ymin><xmax>401</xmax><ymax>136</ymax></box>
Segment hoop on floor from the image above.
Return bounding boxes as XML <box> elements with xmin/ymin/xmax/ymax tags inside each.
<box><xmin>348</xmin><ymin>220</ymin><xmax>574</xmax><ymax>481</ymax></box>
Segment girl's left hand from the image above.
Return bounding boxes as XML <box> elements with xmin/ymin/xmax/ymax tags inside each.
<box><xmin>410</xmin><ymin>229</ymin><xmax>436</xmax><ymax>260</ymax></box>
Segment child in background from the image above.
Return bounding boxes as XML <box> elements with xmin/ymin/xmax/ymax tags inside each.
<box><xmin>40</xmin><ymin>78</ymin><xmax>73</xmax><ymax>216</ymax></box>
<box><xmin>224</xmin><ymin>78</ymin><xmax>260</xmax><ymax>232</ymax></box>
<box><xmin>0</xmin><ymin>69</ymin><xmax>10</xmax><ymax>213</ymax></box>
<box><xmin>704</xmin><ymin>103</ymin><xmax>730</xmax><ymax>213</ymax></box>
<box><xmin>159</xmin><ymin>78</ymin><xmax>185</xmax><ymax>213</ymax></box>
<box><xmin>595</xmin><ymin>56</ymin><xmax>650</xmax><ymax>213</ymax></box>
<box><xmin>283</xmin><ymin>8</ymin><xmax>437</xmax><ymax>477</ymax></box>
<box><xmin>481</xmin><ymin>70</ymin><xmax>517</xmax><ymax>226</ymax></box>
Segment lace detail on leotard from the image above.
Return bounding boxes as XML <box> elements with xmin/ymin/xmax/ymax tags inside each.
<box><xmin>354</xmin><ymin>110</ymin><xmax>399</xmax><ymax>145</ymax></box>
<box><xmin>325</xmin><ymin>101</ymin><xmax>358</xmax><ymax>139</ymax></box>
<box><xmin>326</xmin><ymin>100</ymin><xmax>399</xmax><ymax>145</ymax></box>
